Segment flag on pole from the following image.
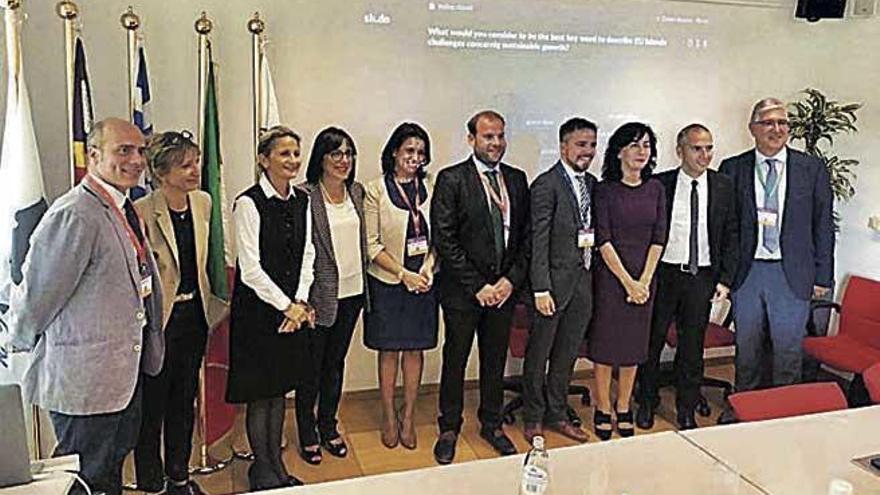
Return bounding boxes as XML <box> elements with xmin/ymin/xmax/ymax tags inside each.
<box><xmin>130</xmin><ymin>37</ymin><xmax>153</xmax><ymax>200</ymax></box>
<box><xmin>259</xmin><ymin>43</ymin><xmax>281</xmax><ymax>129</ymax></box>
<box><xmin>71</xmin><ymin>35</ymin><xmax>93</xmax><ymax>186</ymax></box>
<box><xmin>201</xmin><ymin>45</ymin><xmax>231</xmax><ymax>302</ymax></box>
<box><xmin>200</xmin><ymin>43</ymin><xmax>236</xmax><ymax>447</ymax></box>
<box><xmin>0</xmin><ymin>7</ymin><xmax>49</xmax><ymax>384</ymax></box>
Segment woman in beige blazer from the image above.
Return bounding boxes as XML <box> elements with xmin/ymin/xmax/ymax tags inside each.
<box><xmin>364</xmin><ymin>122</ymin><xmax>438</xmax><ymax>450</ymax></box>
<box><xmin>132</xmin><ymin>131</ymin><xmax>227</xmax><ymax>495</ymax></box>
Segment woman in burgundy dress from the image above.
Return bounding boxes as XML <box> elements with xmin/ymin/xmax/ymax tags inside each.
<box><xmin>589</xmin><ymin>122</ymin><xmax>667</xmax><ymax>440</ymax></box>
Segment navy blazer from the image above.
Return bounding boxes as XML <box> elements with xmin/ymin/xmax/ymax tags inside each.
<box><xmin>719</xmin><ymin>147</ymin><xmax>834</xmax><ymax>300</ymax></box>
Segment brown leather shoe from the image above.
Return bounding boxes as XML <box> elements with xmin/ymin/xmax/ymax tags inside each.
<box><xmin>522</xmin><ymin>422</ymin><xmax>543</xmax><ymax>444</ymax></box>
<box><xmin>546</xmin><ymin>420</ymin><xmax>589</xmax><ymax>443</ymax></box>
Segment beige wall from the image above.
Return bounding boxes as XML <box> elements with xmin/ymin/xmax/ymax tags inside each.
<box><xmin>1</xmin><ymin>0</ymin><xmax>878</xmax><ymax>392</ymax></box>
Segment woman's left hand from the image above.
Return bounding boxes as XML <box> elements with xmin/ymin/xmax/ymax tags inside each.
<box><xmin>418</xmin><ymin>263</ymin><xmax>434</xmax><ymax>288</ymax></box>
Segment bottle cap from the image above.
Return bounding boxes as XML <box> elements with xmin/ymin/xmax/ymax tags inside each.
<box><xmin>533</xmin><ymin>435</ymin><xmax>545</xmax><ymax>449</ymax></box>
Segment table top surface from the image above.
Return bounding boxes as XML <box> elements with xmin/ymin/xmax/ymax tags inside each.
<box><xmin>682</xmin><ymin>405</ymin><xmax>880</xmax><ymax>495</ymax></box>
<box><xmin>283</xmin><ymin>431</ymin><xmax>763</xmax><ymax>495</ymax></box>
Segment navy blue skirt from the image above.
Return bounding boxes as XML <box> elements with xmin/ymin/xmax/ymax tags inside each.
<box><xmin>364</xmin><ymin>275</ymin><xmax>438</xmax><ymax>351</ymax></box>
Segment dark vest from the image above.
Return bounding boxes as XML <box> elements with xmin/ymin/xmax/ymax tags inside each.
<box><xmin>232</xmin><ymin>184</ymin><xmax>308</xmax><ymax>324</ymax></box>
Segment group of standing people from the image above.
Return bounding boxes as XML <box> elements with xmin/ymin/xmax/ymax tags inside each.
<box><xmin>5</xmin><ymin>94</ymin><xmax>834</xmax><ymax>495</ymax></box>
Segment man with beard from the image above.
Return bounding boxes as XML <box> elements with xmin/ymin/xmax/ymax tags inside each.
<box><xmin>521</xmin><ymin>118</ymin><xmax>598</xmax><ymax>444</ymax></box>
<box><xmin>431</xmin><ymin>110</ymin><xmax>530</xmax><ymax>463</ymax></box>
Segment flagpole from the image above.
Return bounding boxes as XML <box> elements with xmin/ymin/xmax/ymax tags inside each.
<box><xmin>248</xmin><ymin>12</ymin><xmax>264</xmax><ymax>180</ymax></box>
<box><xmin>190</xmin><ymin>12</ymin><xmax>232</xmax><ymax>475</ymax></box>
<box><xmin>7</xmin><ymin>0</ymin><xmax>41</xmax><ymax>461</ymax></box>
<box><xmin>56</xmin><ymin>1</ymin><xmax>77</xmax><ymax>188</ymax></box>
<box><xmin>120</xmin><ymin>7</ymin><xmax>139</xmax><ymax>123</ymax></box>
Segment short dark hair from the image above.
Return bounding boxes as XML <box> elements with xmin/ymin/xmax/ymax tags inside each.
<box><xmin>306</xmin><ymin>126</ymin><xmax>357</xmax><ymax>186</ymax></box>
<box><xmin>380</xmin><ymin>122</ymin><xmax>431</xmax><ymax>178</ymax></box>
<box><xmin>145</xmin><ymin>130</ymin><xmax>199</xmax><ymax>182</ymax></box>
<box><xmin>466</xmin><ymin>110</ymin><xmax>505</xmax><ymax>136</ymax></box>
<box><xmin>602</xmin><ymin>122</ymin><xmax>657</xmax><ymax>182</ymax></box>
<box><xmin>676</xmin><ymin>123</ymin><xmax>711</xmax><ymax>147</ymax></box>
<box><xmin>558</xmin><ymin>117</ymin><xmax>598</xmax><ymax>143</ymax></box>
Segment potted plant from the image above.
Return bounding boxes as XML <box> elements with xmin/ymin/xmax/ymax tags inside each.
<box><xmin>787</xmin><ymin>88</ymin><xmax>863</xmax><ymax>227</ymax></box>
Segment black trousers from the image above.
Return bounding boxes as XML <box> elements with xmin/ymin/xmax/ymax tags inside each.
<box><xmin>637</xmin><ymin>263</ymin><xmax>715</xmax><ymax>410</ymax></box>
<box><xmin>134</xmin><ymin>301</ymin><xmax>208</xmax><ymax>485</ymax></box>
<box><xmin>438</xmin><ymin>301</ymin><xmax>514</xmax><ymax>433</ymax></box>
<box><xmin>295</xmin><ymin>295</ymin><xmax>364</xmax><ymax>446</ymax></box>
<box><xmin>50</xmin><ymin>382</ymin><xmax>142</xmax><ymax>495</ymax></box>
<box><xmin>522</xmin><ymin>269</ymin><xmax>592</xmax><ymax>424</ymax></box>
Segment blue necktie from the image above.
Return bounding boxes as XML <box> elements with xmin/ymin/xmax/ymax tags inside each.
<box><xmin>762</xmin><ymin>159</ymin><xmax>779</xmax><ymax>252</ymax></box>
<box><xmin>576</xmin><ymin>174</ymin><xmax>591</xmax><ymax>267</ymax></box>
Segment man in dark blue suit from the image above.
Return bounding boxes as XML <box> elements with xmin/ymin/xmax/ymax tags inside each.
<box><xmin>720</xmin><ymin>97</ymin><xmax>835</xmax><ymax>393</ymax></box>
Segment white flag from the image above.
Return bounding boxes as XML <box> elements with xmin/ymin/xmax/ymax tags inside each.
<box><xmin>259</xmin><ymin>45</ymin><xmax>281</xmax><ymax>129</ymax></box>
<box><xmin>0</xmin><ymin>7</ymin><xmax>48</xmax><ymax>384</ymax></box>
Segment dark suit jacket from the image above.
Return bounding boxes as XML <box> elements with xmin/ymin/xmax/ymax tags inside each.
<box><xmin>655</xmin><ymin>168</ymin><xmax>739</xmax><ymax>288</ymax></box>
<box><xmin>431</xmin><ymin>157</ymin><xmax>530</xmax><ymax>310</ymax></box>
<box><xmin>719</xmin><ymin>147</ymin><xmax>834</xmax><ymax>300</ymax></box>
<box><xmin>530</xmin><ymin>161</ymin><xmax>595</xmax><ymax>307</ymax></box>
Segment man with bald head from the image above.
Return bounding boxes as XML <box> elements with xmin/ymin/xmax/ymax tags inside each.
<box><xmin>9</xmin><ymin>118</ymin><xmax>164</xmax><ymax>495</ymax></box>
<box><xmin>720</xmin><ymin>98</ymin><xmax>834</xmax><ymax>396</ymax></box>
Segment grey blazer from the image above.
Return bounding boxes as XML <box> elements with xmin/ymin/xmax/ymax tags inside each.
<box><xmin>530</xmin><ymin>161</ymin><xmax>596</xmax><ymax>307</ymax></box>
<box><xmin>304</xmin><ymin>181</ymin><xmax>370</xmax><ymax>327</ymax></box>
<box><xmin>9</xmin><ymin>181</ymin><xmax>164</xmax><ymax>415</ymax></box>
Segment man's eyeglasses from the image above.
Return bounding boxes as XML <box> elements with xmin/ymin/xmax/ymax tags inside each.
<box><xmin>328</xmin><ymin>150</ymin><xmax>356</xmax><ymax>162</ymax></box>
<box><xmin>752</xmin><ymin>119</ymin><xmax>790</xmax><ymax>129</ymax></box>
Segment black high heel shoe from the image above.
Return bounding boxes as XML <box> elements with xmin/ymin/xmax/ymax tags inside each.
<box><xmin>593</xmin><ymin>409</ymin><xmax>613</xmax><ymax>441</ymax></box>
<box><xmin>616</xmin><ymin>409</ymin><xmax>635</xmax><ymax>438</ymax></box>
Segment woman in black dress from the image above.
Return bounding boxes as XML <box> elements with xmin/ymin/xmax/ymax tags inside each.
<box><xmin>589</xmin><ymin>122</ymin><xmax>667</xmax><ymax>440</ymax></box>
<box><xmin>363</xmin><ymin>123</ymin><xmax>438</xmax><ymax>450</ymax></box>
<box><xmin>226</xmin><ymin>126</ymin><xmax>315</xmax><ymax>490</ymax></box>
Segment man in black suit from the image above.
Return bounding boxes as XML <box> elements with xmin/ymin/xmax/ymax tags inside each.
<box><xmin>431</xmin><ymin>110</ymin><xmax>530</xmax><ymax>463</ymax></box>
<box><xmin>635</xmin><ymin>124</ymin><xmax>738</xmax><ymax>430</ymax></box>
<box><xmin>720</xmin><ymin>98</ymin><xmax>834</xmax><ymax>393</ymax></box>
<box><xmin>521</xmin><ymin>118</ymin><xmax>597</xmax><ymax>444</ymax></box>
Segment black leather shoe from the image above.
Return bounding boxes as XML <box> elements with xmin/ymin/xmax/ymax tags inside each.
<box><xmin>593</xmin><ymin>409</ymin><xmax>613</xmax><ymax>441</ymax></box>
<box><xmin>433</xmin><ymin>431</ymin><xmax>458</xmax><ymax>464</ymax></box>
<box><xmin>636</xmin><ymin>402</ymin><xmax>655</xmax><ymax>430</ymax></box>
<box><xmin>615</xmin><ymin>409</ymin><xmax>635</xmax><ymax>438</ymax></box>
<box><xmin>480</xmin><ymin>428</ymin><xmax>517</xmax><ymax>456</ymax></box>
<box><xmin>677</xmin><ymin>409</ymin><xmax>698</xmax><ymax>430</ymax></box>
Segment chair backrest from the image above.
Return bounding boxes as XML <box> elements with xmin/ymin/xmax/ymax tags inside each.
<box><xmin>864</xmin><ymin>362</ymin><xmax>880</xmax><ymax>404</ymax></box>
<box><xmin>838</xmin><ymin>276</ymin><xmax>880</xmax><ymax>349</ymax></box>
<box><xmin>728</xmin><ymin>382</ymin><xmax>847</xmax><ymax>422</ymax></box>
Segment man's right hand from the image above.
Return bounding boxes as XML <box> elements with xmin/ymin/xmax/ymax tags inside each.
<box><xmin>535</xmin><ymin>293</ymin><xmax>556</xmax><ymax>317</ymax></box>
<box><xmin>476</xmin><ymin>284</ymin><xmax>498</xmax><ymax>307</ymax></box>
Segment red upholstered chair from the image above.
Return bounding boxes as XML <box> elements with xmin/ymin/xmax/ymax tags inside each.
<box><xmin>863</xmin><ymin>362</ymin><xmax>880</xmax><ymax>404</ymax></box>
<box><xmin>802</xmin><ymin>275</ymin><xmax>880</xmax><ymax>404</ymax></box>
<box><xmin>728</xmin><ymin>382</ymin><xmax>847</xmax><ymax>422</ymax></box>
<box><xmin>501</xmin><ymin>302</ymin><xmax>590</xmax><ymax>425</ymax></box>
<box><xmin>656</xmin><ymin>317</ymin><xmax>736</xmax><ymax>417</ymax></box>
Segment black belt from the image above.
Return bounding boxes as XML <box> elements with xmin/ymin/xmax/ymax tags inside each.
<box><xmin>661</xmin><ymin>262</ymin><xmax>712</xmax><ymax>274</ymax></box>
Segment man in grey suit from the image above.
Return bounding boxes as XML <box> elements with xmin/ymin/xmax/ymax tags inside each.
<box><xmin>8</xmin><ymin>118</ymin><xmax>163</xmax><ymax>495</ymax></box>
<box><xmin>521</xmin><ymin>118</ymin><xmax>598</xmax><ymax>444</ymax></box>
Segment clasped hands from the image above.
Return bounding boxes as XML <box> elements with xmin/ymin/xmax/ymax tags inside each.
<box><xmin>476</xmin><ymin>277</ymin><xmax>513</xmax><ymax>307</ymax></box>
<box><xmin>278</xmin><ymin>301</ymin><xmax>316</xmax><ymax>333</ymax></box>
<box><xmin>401</xmin><ymin>264</ymin><xmax>434</xmax><ymax>294</ymax></box>
<box><xmin>623</xmin><ymin>276</ymin><xmax>650</xmax><ymax>305</ymax></box>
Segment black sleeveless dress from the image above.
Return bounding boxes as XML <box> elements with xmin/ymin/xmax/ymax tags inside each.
<box><xmin>226</xmin><ymin>185</ymin><xmax>314</xmax><ymax>403</ymax></box>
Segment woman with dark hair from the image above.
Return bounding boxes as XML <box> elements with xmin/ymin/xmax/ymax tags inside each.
<box><xmin>589</xmin><ymin>122</ymin><xmax>667</xmax><ymax>440</ymax></box>
<box><xmin>226</xmin><ymin>125</ymin><xmax>314</xmax><ymax>490</ymax></box>
<box><xmin>363</xmin><ymin>122</ymin><xmax>438</xmax><ymax>449</ymax></box>
<box><xmin>296</xmin><ymin>126</ymin><xmax>369</xmax><ymax>464</ymax></box>
<box><xmin>133</xmin><ymin>131</ymin><xmax>227</xmax><ymax>495</ymax></box>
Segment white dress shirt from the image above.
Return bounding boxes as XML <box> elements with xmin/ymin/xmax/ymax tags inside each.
<box><xmin>661</xmin><ymin>168</ymin><xmax>711</xmax><ymax>266</ymax></box>
<box><xmin>324</xmin><ymin>190</ymin><xmax>364</xmax><ymax>299</ymax></box>
<box><xmin>473</xmin><ymin>155</ymin><xmax>510</xmax><ymax>245</ymax></box>
<box><xmin>233</xmin><ymin>174</ymin><xmax>316</xmax><ymax>312</ymax></box>
<box><xmin>753</xmin><ymin>147</ymin><xmax>787</xmax><ymax>260</ymax></box>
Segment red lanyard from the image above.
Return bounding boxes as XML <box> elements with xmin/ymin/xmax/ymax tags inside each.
<box><xmin>480</xmin><ymin>169</ymin><xmax>509</xmax><ymax>218</ymax></box>
<box><xmin>84</xmin><ymin>174</ymin><xmax>148</xmax><ymax>270</ymax></box>
<box><xmin>392</xmin><ymin>177</ymin><xmax>423</xmax><ymax>237</ymax></box>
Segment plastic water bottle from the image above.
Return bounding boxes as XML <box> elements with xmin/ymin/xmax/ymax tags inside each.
<box><xmin>520</xmin><ymin>435</ymin><xmax>549</xmax><ymax>495</ymax></box>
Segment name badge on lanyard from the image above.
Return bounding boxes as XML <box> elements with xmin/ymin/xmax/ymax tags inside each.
<box><xmin>578</xmin><ymin>227</ymin><xmax>595</xmax><ymax>248</ymax></box>
<box><xmin>139</xmin><ymin>275</ymin><xmax>153</xmax><ymax>298</ymax></box>
<box><xmin>757</xmin><ymin>208</ymin><xmax>778</xmax><ymax>227</ymax></box>
<box><xmin>392</xmin><ymin>178</ymin><xmax>430</xmax><ymax>258</ymax></box>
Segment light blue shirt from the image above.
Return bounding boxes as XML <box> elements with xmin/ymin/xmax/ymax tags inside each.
<box><xmin>754</xmin><ymin>147</ymin><xmax>787</xmax><ymax>260</ymax></box>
